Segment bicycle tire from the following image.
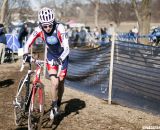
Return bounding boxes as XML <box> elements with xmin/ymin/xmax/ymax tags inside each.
<box><xmin>28</xmin><ymin>83</ymin><xmax>45</xmax><ymax>130</ymax></box>
<box><xmin>13</xmin><ymin>75</ymin><xmax>31</xmax><ymax>126</ymax></box>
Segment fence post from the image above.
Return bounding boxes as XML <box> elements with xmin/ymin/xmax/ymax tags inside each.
<box><xmin>108</xmin><ymin>32</ymin><xmax>116</xmax><ymax>104</ymax></box>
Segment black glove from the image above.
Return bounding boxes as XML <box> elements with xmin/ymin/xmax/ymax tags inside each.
<box><xmin>53</xmin><ymin>58</ymin><xmax>62</xmax><ymax>66</ymax></box>
<box><xmin>23</xmin><ymin>53</ymin><xmax>31</xmax><ymax>63</ymax></box>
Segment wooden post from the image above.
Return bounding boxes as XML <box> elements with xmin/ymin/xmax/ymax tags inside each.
<box><xmin>108</xmin><ymin>32</ymin><xmax>116</xmax><ymax>104</ymax></box>
<box><xmin>116</xmin><ymin>36</ymin><xmax>119</xmax><ymax>63</ymax></box>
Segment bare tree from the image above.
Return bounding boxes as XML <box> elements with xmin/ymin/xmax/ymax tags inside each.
<box><xmin>89</xmin><ymin>0</ymin><xmax>100</xmax><ymax>27</ymax></box>
<box><xmin>0</xmin><ymin>0</ymin><xmax>8</xmax><ymax>23</ymax></box>
<box><xmin>107</xmin><ymin>0</ymin><xmax>123</xmax><ymax>27</ymax></box>
<box><xmin>151</xmin><ymin>0</ymin><xmax>160</xmax><ymax>22</ymax></box>
<box><xmin>0</xmin><ymin>0</ymin><xmax>29</xmax><ymax>26</ymax></box>
<box><xmin>99</xmin><ymin>0</ymin><xmax>133</xmax><ymax>27</ymax></box>
<box><xmin>18</xmin><ymin>0</ymin><xmax>31</xmax><ymax>22</ymax></box>
<box><xmin>131</xmin><ymin>0</ymin><xmax>151</xmax><ymax>44</ymax></box>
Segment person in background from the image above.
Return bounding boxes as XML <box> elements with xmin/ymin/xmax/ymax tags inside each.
<box><xmin>107</xmin><ymin>23</ymin><xmax>115</xmax><ymax>42</ymax></box>
<box><xmin>132</xmin><ymin>26</ymin><xmax>138</xmax><ymax>35</ymax></box>
<box><xmin>0</xmin><ymin>23</ymin><xmax>7</xmax><ymax>64</ymax></box>
<box><xmin>131</xmin><ymin>26</ymin><xmax>139</xmax><ymax>42</ymax></box>
<box><xmin>23</xmin><ymin>7</ymin><xmax>70</xmax><ymax>119</ymax></box>
<box><xmin>71</xmin><ymin>27</ymin><xmax>79</xmax><ymax>47</ymax></box>
<box><xmin>18</xmin><ymin>23</ymin><xmax>29</xmax><ymax>48</ymax></box>
<box><xmin>79</xmin><ymin>27</ymin><xmax>87</xmax><ymax>46</ymax></box>
<box><xmin>100</xmin><ymin>27</ymin><xmax>107</xmax><ymax>45</ymax></box>
<box><xmin>93</xmin><ymin>26</ymin><xmax>100</xmax><ymax>41</ymax></box>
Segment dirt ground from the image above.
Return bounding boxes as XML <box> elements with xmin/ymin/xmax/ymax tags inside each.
<box><xmin>1</xmin><ymin>60</ymin><xmax>160</xmax><ymax>130</ymax></box>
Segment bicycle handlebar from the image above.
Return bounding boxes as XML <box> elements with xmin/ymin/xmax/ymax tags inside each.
<box><xmin>20</xmin><ymin>57</ymin><xmax>62</xmax><ymax>77</ymax></box>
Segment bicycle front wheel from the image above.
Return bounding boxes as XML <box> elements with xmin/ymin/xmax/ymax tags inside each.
<box><xmin>28</xmin><ymin>83</ymin><xmax>45</xmax><ymax>130</ymax></box>
<box><xmin>13</xmin><ymin>75</ymin><xmax>31</xmax><ymax>126</ymax></box>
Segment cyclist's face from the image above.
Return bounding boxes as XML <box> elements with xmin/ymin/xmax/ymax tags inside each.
<box><xmin>42</xmin><ymin>24</ymin><xmax>53</xmax><ymax>33</ymax></box>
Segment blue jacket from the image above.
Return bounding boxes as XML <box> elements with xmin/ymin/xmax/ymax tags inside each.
<box><xmin>0</xmin><ymin>33</ymin><xmax>6</xmax><ymax>45</ymax></box>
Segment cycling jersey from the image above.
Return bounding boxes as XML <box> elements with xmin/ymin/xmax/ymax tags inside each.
<box><xmin>24</xmin><ymin>23</ymin><xmax>69</xmax><ymax>61</ymax></box>
<box><xmin>23</xmin><ymin>23</ymin><xmax>69</xmax><ymax>77</ymax></box>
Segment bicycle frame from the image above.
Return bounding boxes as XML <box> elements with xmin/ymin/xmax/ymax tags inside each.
<box><xmin>13</xmin><ymin>58</ymin><xmax>44</xmax><ymax>109</ymax></box>
<box><xmin>30</xmin><ymin>61</ymin><xmax>44</xmax><ymax>113</ymax></box>
<box><xmin>14</xmin><ymin>57</ymin><xmax>62</xmax><ymax>109</ymax></box>
<box><xmin>13</xmin><ymin>56</ymin><xmax>62</xmax><ymax>128</ymax></box>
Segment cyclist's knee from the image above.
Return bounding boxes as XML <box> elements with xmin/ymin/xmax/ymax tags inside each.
<box><xmin>59</xmin><ymin>77</ymin><xmax>65</xmax><ymax>81</ymax></box>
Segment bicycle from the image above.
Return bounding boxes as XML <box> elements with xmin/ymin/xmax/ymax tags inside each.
<box><xmin>13</xmin><ymin>55</ymin><xmax>62</xmax><ymax>130</ymax></box>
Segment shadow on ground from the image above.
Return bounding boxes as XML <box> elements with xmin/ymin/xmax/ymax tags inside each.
<box><xmin>0</xmin><ymin>79</ymin><xmax>14</xmax><ymax>88</ymax></box>
<box><xmin>15</xmin><ymin>127</ymin><xmax>28</xmax><ymax>130</ymax></box>
<box><xmin>42</xmin><ymin>98</ymin><xmax>86</xmax><ymax>129</ymax></box>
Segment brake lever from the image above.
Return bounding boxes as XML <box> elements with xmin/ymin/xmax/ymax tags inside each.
<box><xmin>20</xmin><ymin>56</ymin><xmax>34</xmax><ymax>72</ymax></box>
<box><xmin>20</xmin><ymin>59</ymin><xmax>26</xmax><ymax>72</ymax></box>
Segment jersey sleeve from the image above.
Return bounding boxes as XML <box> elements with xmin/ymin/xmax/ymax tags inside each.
<box><xmin>57</xmin><ymin>24</ymin><xmax>70</xmax><ymax>61</ymax></box>
<box><xmin>23</xmin><ymin>26</ymin><xmax>44</xmax><ymax>54</ymax></box>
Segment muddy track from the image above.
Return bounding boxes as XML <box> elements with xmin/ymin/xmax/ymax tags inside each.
<box><xmin>1</xmin><ymin>61</ymin><xmax>160</xmax><ymax>130</ymax></box>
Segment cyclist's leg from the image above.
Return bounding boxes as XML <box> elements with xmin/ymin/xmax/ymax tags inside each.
<box><xmin>46</xmin><ymin>64</ymin><xmax>59</xmax><ymax>116</ymax></box>
<box><xmin>57</xmin><ymin>57</ymin><xmax>68</xmax><ymax>107</ymax></box>
<box><xmin>57</xmin><ymin>79</ymin><xmax>64</xmax><ymax>107</ymax></box>
<box><xmin>47</xmin><ymin>58</ymin><xmax>68</xmax><ymax>118</ymax></box>
<box><xmin>47</xmin><ymin>67</ymin><xmax>59</xmax><ymax>102</ymax></box>
<box><xmin>57</xmin><ymin>69</ymin><xmax>67</xmax><ymax>107</ymax></box>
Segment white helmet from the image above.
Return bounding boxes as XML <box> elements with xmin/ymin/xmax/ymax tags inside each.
<box><xmin>38</xmin><ymin>7</ymin><xmax>55</xmax><ymax>24</ymax></box>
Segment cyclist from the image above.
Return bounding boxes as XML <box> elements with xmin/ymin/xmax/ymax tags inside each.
<box><xmin>23</xmin><ymin>7</ymin><xmax>70</xmax><ymax>118</ymax></box>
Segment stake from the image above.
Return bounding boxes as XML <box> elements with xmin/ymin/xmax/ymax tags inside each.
<box><xmin>108</xmin><ymin>32</ymin><xmax>116</xmax><ymax>104</ymax></box>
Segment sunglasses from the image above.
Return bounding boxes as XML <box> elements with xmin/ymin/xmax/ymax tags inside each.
<box><xmin>42</xmin><ymin>24</ymin><xmax>53</xmax><ymax>29</ymax></box>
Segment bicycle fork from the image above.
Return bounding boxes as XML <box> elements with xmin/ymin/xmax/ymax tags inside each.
<box><xmin>30</xmin><ymin>84</ymin><xmax>44</xmax><ymax>113</ymax></box>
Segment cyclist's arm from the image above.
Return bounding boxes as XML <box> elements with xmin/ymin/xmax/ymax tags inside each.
<box><xmin>23</xmin><ymin>26</ymin><xmax>44</xmax><ymax>54</ymax></box>
<box><xmin>57</xmin><ymin>24</ymin><xmax>70</xmax><ymax>61</ymax></box>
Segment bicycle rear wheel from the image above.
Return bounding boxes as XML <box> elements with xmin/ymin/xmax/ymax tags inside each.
<box><xmin>28</xmin><ymin>83</ymin><xmax>45</xmax><ymax>130</ymax></box>
<box><xmin>13</xmin><ymin>75</ymin><xmax>31</xmax><ymax>126</ymax></box>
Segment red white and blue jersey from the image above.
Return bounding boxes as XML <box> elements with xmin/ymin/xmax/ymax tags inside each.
<box><xmin>24</xmin><ymin>23</ymin><xmax>69</xmax><ymax>61</ymax></box>
<box><xmin>23</xmin><ymin>23</ymin><xmax>69</xmax><ymax>71</ymax></box>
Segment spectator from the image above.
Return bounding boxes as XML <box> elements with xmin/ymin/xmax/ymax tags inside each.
<box><xmin>93</xmin><ymin>26</ymin><xmax>100</xmax><ymax>41</ymax></box>
<box><xmin>86</xmin><ymin>27</ymin><xmax>96</xmax><ymax>47</ymax></box>
<box><xmin>101</xmin><ymin>27</ymin><xmax>107</xmax><ymax>44</ymax></box>
<box><xmin>107</xmin><ymin>23</ymin><xmax>115</xmax><ymax>42</ymax></box>
<box><xmin>0</xmin><ymin>23</ymin><xmax>7</xmax><ymax>64</ymax></box>
<box><xmin>79</xmin><ymin>27</ymin><xmax>87</xmax><ymax>46</ymax></box>
<box><xmin>18</xmin><ymin>23</ymin><xmax>29</xmax><ymax>48</ymax></box>
<box><xmin>132</xmin><ymin>26</ymin><xmax>138</xmax><ymax>35</ymax></box>
<box><xmin>71</xmin><ymin>28</ymin><xmax>79</xmax><ymax>47</ymax></box>
<box><xmin>131</xmin><ymin>26</ymin><xmax>139</xmax><ymax>42</ymax></box>
<box><xmin>150</xmin><ymin>27</ymin><xmax>160</xmax><ymax>46</ymax></box>
<box><xmin>128</xmin><ymin>29</ymin><xmax>135</xmax><ymax>40</ymax></box>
